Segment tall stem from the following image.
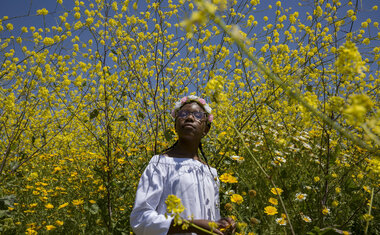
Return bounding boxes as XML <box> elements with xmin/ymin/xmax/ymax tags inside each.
<box><xmin>364</xmin><ymin>187</ymin><xmax>374</xmax><ymax>234</ymax></box>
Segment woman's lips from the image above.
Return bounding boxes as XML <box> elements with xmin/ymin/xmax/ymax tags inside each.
<box><xmin>183</xmin><ymin>124</ymin><xmax>195</xmax><ymax>129</ymax></box>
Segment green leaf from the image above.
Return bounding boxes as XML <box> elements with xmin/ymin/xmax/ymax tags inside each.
<box><xmin>164</xmin><ymin>129</ymin><xmax>174</xmax><ymax>141</ymax></box>
<box><xmin>306</xmin><ymin>84</ymin><xmax>313</xmax><ymax>92</ymax></box>
<box><xmin>0</xmin><ymin>195</ymin><xmax>17</xmax><ymax>210</ymax></box>
<box><xmin>138</xmin><ymin>110</ymin><xmax>145</xmax><ymax>119</ymax></box>
<box><xmin>116</xmin><ymin>115</ymin><xmax>128</xmax><ymax>121</ymax></box>
<box><xmin>89</xmin><ymin>109</ymin><xmax>99</xmax><ymax>120</ymax></box>
<box><xmin>307</xmin><ymin>226</ymin><xmax>345</xmax><ymax>235</ymax></box>
<box><xmin>89</xmin><ymin>204</ymin><xmax>99</xmax><ymax>214</ymax></box>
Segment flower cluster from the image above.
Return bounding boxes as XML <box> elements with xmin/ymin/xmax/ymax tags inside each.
<box><xmin>219</xmin><ymin>172</ymin><xmax>238</xmax><ymax>183</ymax></box>
<box><xmin>165</xmin><ymin>194</ymin><xmax>185</xmax><ymax>215</ymax></box>
<box><xmin>171</xmin><ymin>95</ymin><xmax>213</xmax><ymax>123</ymax></box>
<box><xmin>165</xmin><ymin>195</ymin><xmax>186</xmax><ymax>227</ymax></box>
<box><xmin>230</xmin><ymin>194</ymin><xmax>244</xmax><ymax>204</ymax></box>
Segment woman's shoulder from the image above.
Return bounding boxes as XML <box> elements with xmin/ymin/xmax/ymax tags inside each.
<box><xmin>148</xmin><ymin>154</ymin><xmax>218</xmax><ymax>176</ymax></box>
<box><xmin>148</xmin><ymin>154</ymin><xmax>199</xmax><ymax>165</ymax></box>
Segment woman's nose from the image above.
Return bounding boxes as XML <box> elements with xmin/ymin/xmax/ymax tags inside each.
<box><xmin>185</xmin><ymin>112</ymin><xmax>196</xmax><ymax>121</ymax></box>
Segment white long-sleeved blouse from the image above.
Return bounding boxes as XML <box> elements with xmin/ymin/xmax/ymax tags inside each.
<box><xmin>130</xmin><ymin>154</ymin><xmax>221</xmax><ymax>235</ymax></box>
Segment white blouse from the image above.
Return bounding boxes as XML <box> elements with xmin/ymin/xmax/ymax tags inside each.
<box><xmin>130</xmin><ymin>154</ymin><xmax>221</xmax><ymax>235</ymax></box>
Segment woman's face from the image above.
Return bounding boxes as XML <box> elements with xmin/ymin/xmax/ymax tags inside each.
<box><xmin>175</xmin><ymin>102</ymin><xmax>209</xmax><ymax>142</ymax></box>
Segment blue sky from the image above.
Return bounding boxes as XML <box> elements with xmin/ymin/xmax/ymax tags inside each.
<box><xmin>1</xmin><ymin>0</ymin><xmax>379</xmax><ymax>80</ymax></box>
<box><xmin>1</xmin><ymin>0</ymin><xmax>379</xmax><ymax>34</ymax></box>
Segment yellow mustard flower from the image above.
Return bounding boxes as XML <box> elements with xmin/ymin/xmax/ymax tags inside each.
<box><xmin>165</xmin><ymin>195</ymin><xmax>185</xmax><ymax>214</ymax></box>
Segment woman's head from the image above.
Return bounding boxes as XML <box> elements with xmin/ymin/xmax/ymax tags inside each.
<box><xmin>171</xmin><ymin>95</ymin><xmax>213</xmax><ymax>141</ymax></box>
<box><xmin>171</xmin><ymin>95</ymin><xmax>213</xmax><ymax>123</ymax></box>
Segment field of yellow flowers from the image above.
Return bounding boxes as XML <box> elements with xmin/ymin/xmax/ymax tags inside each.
<box><xmin>0</xmin><ymin>0</ymin><xmax>379</xmax><ymax>234</ymax></box>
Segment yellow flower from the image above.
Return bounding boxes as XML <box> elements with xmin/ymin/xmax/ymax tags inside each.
<box><xmin>30</xmin><ymin>172</ymin><xmax>38</xmax><ymax>179</ymax></box>
<box><xmin>314</xmin><ymin>176</ymin><xmax>320</xmax><ymax>182</ymax></box>
<box><xmin>72</xmin><ymin>199</ymin><xmax>84</xmax><ymax>206</ymax></box>
<box><xmin>230</xmin><ymin>194</ymin><xmax>244</xmax><ymax>204</ymax></box>
<box><xmin>165</xmin><ymin>195</ymin><xmax>185</xmax><ymax>214</ymax></box>
<box><xmin>6</xmin><ymin>23</ymin><xmax>14</xmax><ymax>31</ymax></box>
<box><xmin>55</xmin><ymin>220</ymin><xmax>64</xmax><ymax>226</ymax></box>
<box><xmin>264</xmin><ymin>206</ymin><xmax>278</xmax><ymax>215</ymax></box>
<box><xmin>322</xmin><ymin>207</ymin><xmax>330</xmax><ymax>215</ymax></box>
<box><xmin>165</xmin><ymin>195</ymin><xmax>185</xmax><ymax>226</ymax></box>
<box><xmin>58</xmin><ymin>202</ymin><xmax>69</xmax><ymax>209</ymax></box>
<box><xmin>45</xmin><ymin>203</ymin><xmax>54</xmax><ymax>209</ymax></box>
<box><xmin>117</xmin><ymin>158</ymin><xmax>125</xmax><ymax>164</ymax></box>
<box><xmin>89</xmin><ymin>200</ymin><xmax>96</xmax><ymax>204</ymax></box>
<box><xmin>270</xmin><ymin>187</ymin><xmax>283</xmax><ymax>195</ymax></box>
<box><xmin>36</xmin><ymin>8</ymin><xmax>49</xmax><ymax>15</ymax></box>
<box><xmin>208</xmin><ymin>221</ymin><xmax>218</xmax><ymax>230</ymax></box>
<box><xmin>46</xmin><ymin>225</ymin><xmax>56</xmax><ymax>231</ymax></box>
<box><xmin>335</xmin><ymin>41</ymin><xmax>367</xmax><ymax>78</ymax></box>
<box><xmin>43</xmin><ymin>37</ymin><xmax>55</xmax><ymax>46</ymax></box>
<box><xmin>362</xmin><ymin>214</ymin><xmax>374</xmax><ymax>222</ymax></box>
<box><xmin>344</xmin><ymin>94</ymin><xmax>374</xmax><ymax>125</ymax></box>
<box><xmin>268</xmin><ymin>197</ymin><xmax>278</xmax><ymax>205</ymax></box>
<box><xmin>26</xmin><ymin>228</ymin><xmax>37</xmax><ymax>235</ymax></box>
<box><xmin>219</xmin><ymin>173</ymin><xmax>238</xmax><ymax>183</ymax></box>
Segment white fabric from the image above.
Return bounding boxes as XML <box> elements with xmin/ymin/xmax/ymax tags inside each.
<box><xmin>130</xmin><ymin>154</ymin><xmax>221</xmax><ymax>235</ymax></box>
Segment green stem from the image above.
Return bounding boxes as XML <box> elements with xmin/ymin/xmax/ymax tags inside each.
<box><xmin>185</xmin><ymin>220</ymin><xmax>219</xmax><ymax>235</ymax></box>
<box><xmin>364</xmin><ymin>187</ymin><xmax>374</xmax><ymax>234</ymax></box>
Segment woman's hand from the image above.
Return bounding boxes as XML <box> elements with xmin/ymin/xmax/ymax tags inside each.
<box><xmin>168</xmin><ymin>218</ymin><xmax>235</xmax><ymax>235</ymax></box>
<box><xmin>217</xmin><ymin>217</ymin><xmax>236</xmax><ymax>235</ymax></box>
<box><xmin>168</xmin><ymin>219</ymin><xmax>223</xmax><ymax>235</ymax></box>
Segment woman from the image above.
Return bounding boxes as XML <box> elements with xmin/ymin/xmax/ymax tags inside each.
<box><xmin>130</xmin><ymin>95</ymin><xmax>235</xmax><ymax>235</ymax></box>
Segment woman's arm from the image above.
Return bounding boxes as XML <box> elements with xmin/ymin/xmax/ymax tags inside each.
<box><xmin>168</xmin><ymin>218</ymin><xmax>235</xmax><ymax>235</ymax></box>
<box><xmin>168</xmin><ymin>219</ymin><xmax>223</xmax><ymax>235</ymax></box>
<box><xmin>130</xmin><ymin>160</ymin><xmax>173</xmax><ymax>235</ymax></box>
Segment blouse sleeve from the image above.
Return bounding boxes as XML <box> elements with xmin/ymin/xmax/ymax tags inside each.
<box><xmin>130</xmin><ymin>160</ymin><xmax>173</xmax><ymax>235</ymax></box>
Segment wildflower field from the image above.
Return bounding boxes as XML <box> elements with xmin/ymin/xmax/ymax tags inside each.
<box><xmin>0</xmin><ymin>0</ymin><xmax>379</xmax><ymax>234</ymax></box>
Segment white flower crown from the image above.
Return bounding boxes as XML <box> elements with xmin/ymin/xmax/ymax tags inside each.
<box><xmin>171</xmin><ymin>95</ymin><xmax>213</xmax><ymax>123</ymax></box>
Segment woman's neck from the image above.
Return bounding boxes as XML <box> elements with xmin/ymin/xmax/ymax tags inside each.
<box><xmin>169</xmin><ymin>139</ymin><xmax>200</xmax><ymax>159</ymax></box>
